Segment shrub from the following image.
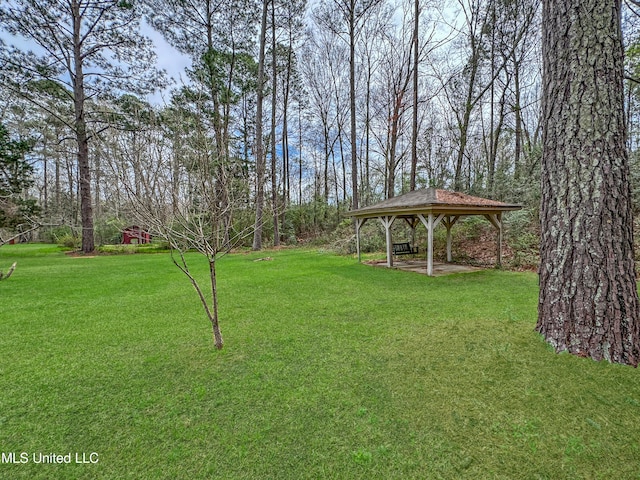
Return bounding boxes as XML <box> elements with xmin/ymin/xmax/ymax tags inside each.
<box><xmin>56</xmin><ymin>233</ymin><xmax>80</xmax><ymax>250</ymax></box>
<box><xmin>94</xmin><ymin>217</ymin><xmax>127</xmax><ymax>245</ymax></box>
<box><xmin>43</xmin><ymin>226</ymin><xmax>80</xmax><ymax>250</ymax></box>
<box><xmin>97</xmin><ymin>241</ymin><xmax>170</xmax><ymax>255</ymax></box>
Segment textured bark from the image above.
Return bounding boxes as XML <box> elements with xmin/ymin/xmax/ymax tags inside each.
<box><xmin>349</xmin><ymin>5</ymin><xmax>358</xmax><ymax>211</ymax></box>
<box><xmin>72</xmin><ymin>0</ymin><xmax>94</xmax><ymax>253</ymax></box>
<box><xmin>252</xmin><ymin>0</ymin><xmax>269</xmax><ymax>251</ymax></box>
<box><xmin>410</xmin><ymin>0</ymin><xmax>419</xmax><ymax>192</ymax></box>
<box><xmin>512</xmin><ymin>56</ymin><xmax>523</xmax><ymax>181</ymax></box>
<box><xmin>538</xmin><ymin>0</ymin><xmax>640</xmax><ymax>365</ymax></box>
<box><xmin>208</xmin><ymin>259</ymin><xmax>223</xmax><ymax>350</ymax></box>
<box><xmin>270</xmin><ymin>0</ymin><xmax>280</xmax><ymax>246</ymax></box>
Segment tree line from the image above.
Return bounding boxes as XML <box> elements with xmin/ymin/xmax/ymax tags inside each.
<box><xmin>3</xmin><ymin>0</ymin><xmax>640</xmax><ymax>249</ymax></box>
<box><xmin>0</xmin><ymin>0</ymin><xmax>550</xmax><ymax>251</ymax></box>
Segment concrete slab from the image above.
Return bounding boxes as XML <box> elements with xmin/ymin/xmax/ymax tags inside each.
<box><xmin>365</xmin><ymin>259</ymin><xmax>484</xmax><ymax>276</ymax></box>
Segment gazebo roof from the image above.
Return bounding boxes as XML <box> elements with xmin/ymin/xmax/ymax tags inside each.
<box><xmin>348</xmin><ymin>188</ymin><xmax>521</xmax><ymax>218</ymax></box>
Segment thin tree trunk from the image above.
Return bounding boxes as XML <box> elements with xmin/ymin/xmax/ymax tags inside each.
<box><xmin>252</xmin><ymin>0</ymin><xmax>269</xmax><ymax>251</ymax></box>
<box><xmin>323</xmin><ymin>121</ymin><xmax>330</xmax><ymax>203</ymax></box>
<box><xmin>171</xmin><ymin>250</ymin><xmax>223</xmax><ymax>349</ymax></box>
<box><xmin>55</xmin><ymin>152</ymin><xmax>60</xmax><ymax>214</ymax></box>
<box><xmin>410</xmin><ymin>0</ymin><xmax>419</xmax><ymax>191</ymax></box>
<box><xmin>364</xmin><ymin>63</ymin><xmax>372</xmax><ymax>205</ymax></box>
<box><xmin>94</xmin><ymin>147</ymin><xmax>101</xmax><ymax>217</ymax></box>
<box><xmin>513</xmin><ymin>54</ymin><xmax>523</xmax><ymax>181</ymax></box>
<box><xmin>66</xmin><ymin>156</ymin><xmax>76</xmax><ymax>224</ymax></box>
<box><xmin>454</xmin><ymin>77</ymin><xmax>476</xmax><ymax>192</ymax></box>
<box><xmin>271</xmin><ymin>0</ymin><xmax>280</xmax><ymax>246</ymax></box>
<box><xmin>332</xmin><ymin>148</ymin><xmax>340</xmax><ymax>204</ymax></box>
<box><xmin>206</xmin><ymin>1</ymin><xmax>233</xmax><ymax>249</ymax></box>
<box><xmin>42</xmin><ymin>151</ymin><xmax>48</xmax><ymax>214</ymax></box>
<box><xmin>349</xmin><ymin>3</ymin><xmax>358</xmax><ymax>211</ymax></box>
<box><xmin>298</xmin><ymin>101</ymin><xmax>303</xmax><ymax>205</ymax></box>
<box><xmin>337</xmin><ymin>123</ymin><xmax>347</xmax><ymax>204</ymax></box>
<box><xmin>208</xmin><ymin>258</ymin><xmax>223</xmax><ymax>349</ymax></box>
<box><xmin>488</xmin><ymin>2</ymin><xmax>495</xmax><ymax>195</ymax></box>
<box><xmin>282</xmin><ymin>35</ymin><xmax>293</xmax><ymax>228</ymax></box>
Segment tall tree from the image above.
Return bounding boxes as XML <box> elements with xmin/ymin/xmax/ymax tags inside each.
<box><xmin>410</xmin><ymin>0</ymin><xmax>419</xmax><ymax>191</ymax></box>
<box><xmin>370</xmin><ymin>25</ymin><xmax>413</xmax><ymax>199</ymax></box>
<box><xmin>270</xmin><ymin>0</ymin><xmax>280</xmax><ymax>246</ymax></box>
<box><xmin>0</xmin><ymin>0</ymin><xmax>162</xmax><ymax>252</ymax></box>
<box><xmin>253</xmin><ymin>0</ymin><xmax>269</xmax><ymax>250</ymax></box>
<box><xmin>276</xmin><ymin>0</ymin><xmax>306</xmax><ymax>231</ymax></box>
<box><xmin>315</xmin><ymin>0</ymin><xmax>384</xmax><ymax>211</ymax></box>
<box><xmin>537</xmin><ymin>0</ymin><xmax>640</xmax><ymax>365</ymax></box>
<box><xmin>444</xmin><ymin>0</ymin><xmax>493</xmax><ymax>192</ymax></box>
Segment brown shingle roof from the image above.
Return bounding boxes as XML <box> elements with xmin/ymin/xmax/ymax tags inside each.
<box><xmin>349</xmin><ymin>188</ymin><xmax>521</xmax><ymax>217</ymax></box>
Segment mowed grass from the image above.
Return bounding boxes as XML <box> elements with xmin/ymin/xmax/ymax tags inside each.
<box><xmin>1</xmin><ymin>245</ymin><xmax>640</xmax><ymax>479</ymax></box>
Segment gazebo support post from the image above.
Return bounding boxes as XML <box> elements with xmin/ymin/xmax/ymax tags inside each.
<box><xmin>355</xmin><ymin>218</ymin><xmax>367</xmax><ymax>263</ymax></box>
<box><xmin>485</xmin><ymin>213</ymin><xmax>503</xmax><ymax>268</ymax></box>
<box><xmin>378</xmin><ymin>215</ymin><xmax>396</xmax><ymax>268</ymax></box>
<box><xmin>418</xmin><ymin>213</ymin><xmax>445</xmax><ymax>276</ymax></box>
<box><xmin>496</xmin><ymin>213</ymin><xmax>502</xmax><ymax>267</ymax></box>
<box><xmin>427</xmin><ymin>214</ymin><xmax>434</xmax><ymax>275</ymax></box>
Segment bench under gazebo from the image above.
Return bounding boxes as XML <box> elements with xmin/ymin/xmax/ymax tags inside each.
<box><xmin>348</xmin><ymin>188</ymin><xmax>521</xmax><ymax>276</ymax></box>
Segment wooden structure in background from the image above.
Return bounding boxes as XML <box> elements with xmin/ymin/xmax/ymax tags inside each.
<box><xmin>122</xmin><ymin>225</ymin><xmax>151</xmax><ymax>244</ymax></box>
<box><xmin>348</xmin><ymin>188</ymin><xmax>521</xmax><ymax>276</ymax></box>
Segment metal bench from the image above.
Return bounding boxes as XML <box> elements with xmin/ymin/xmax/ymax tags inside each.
<box><xmin>392</xmin><ymin>242</ymin><xmax>419</xmax><ymax>256</ymax></box>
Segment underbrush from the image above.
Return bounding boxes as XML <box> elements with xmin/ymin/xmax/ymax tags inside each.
<box><xmin>97</xmin><ymin>242</ymin><xmax>170</xmax><ymax>254</ymax></box>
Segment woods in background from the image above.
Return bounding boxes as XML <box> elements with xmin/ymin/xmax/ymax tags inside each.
<box><xmin>1</xmin><ymin>0</ymin><xmax>639</xmax><ymax>251</ymax></box>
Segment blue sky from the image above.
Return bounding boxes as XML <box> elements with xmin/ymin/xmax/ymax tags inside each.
<box><xmin>142</xmin><ymin>21</ymin><xmax>191</xmax><ymax>103</ymax></box>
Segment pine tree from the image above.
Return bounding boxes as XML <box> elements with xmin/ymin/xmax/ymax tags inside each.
<box><xmin>537</xmin><ymin>0</ymin><xmax>640</xmax><ymax>365</ymax></box>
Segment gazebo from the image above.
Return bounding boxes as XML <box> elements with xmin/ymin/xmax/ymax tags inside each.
<box><xmin>348</xmin><ymin>188</ymin><xmax>522</xmax><ymax>276</ymax></box>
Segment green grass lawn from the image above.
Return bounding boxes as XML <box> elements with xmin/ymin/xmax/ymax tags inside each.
<box><xmin>1</xmin><ymin>245</ymin><xmax>639</xmax><ymax>479</ymax></box>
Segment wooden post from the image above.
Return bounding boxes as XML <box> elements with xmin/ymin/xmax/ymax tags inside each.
<box><xmin>427</xmin><ymin>213</ymin><xmax>434</xmax><ymax>275</ymax></box>
<box><xmin>378</xmin><ymin>216</ymin><xmax>396</xmax><ymax>268</ymax></box>
<box><xmin>355</xmin><ymin>218</ymin><xmax>364</xmax><ymax>263</ymax></box>
<box><xmin>418</xmin><ymin>213</ymin><xmax>445</xmax><ymax>276</ymax></box>
<box><xmin>497</xmin><ymin>212</ymin><xmax>503</xmax><ymax>267</ymax></box>
<box><xmin>446</xmin><ymin>219</ymin><xmax>452</xmax><ymax>263</ymax></box>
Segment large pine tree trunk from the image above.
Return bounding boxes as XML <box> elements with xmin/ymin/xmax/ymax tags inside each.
<box><xmin>72</xmin><ymin>0</ymin><xmax>94</xmax><ymax>253</ymax></box>
<box><xmin>538</xmin><ymin>0</ymin><xmax>640</xmax><ymax>365</ymax></box>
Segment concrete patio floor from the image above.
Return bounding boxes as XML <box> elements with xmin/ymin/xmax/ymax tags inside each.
<box><xmin>365</xmin><ymin>259</ymin><xmax>484</xmax><ymax>276</ymax></box>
